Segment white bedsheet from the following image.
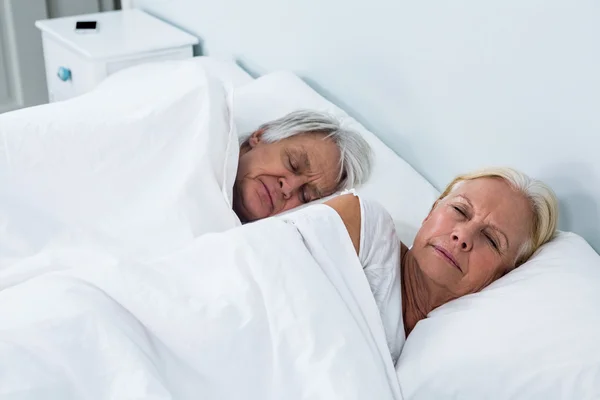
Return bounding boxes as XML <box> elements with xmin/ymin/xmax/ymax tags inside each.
<box><xmin>0</xmin><ymin>206</ymin><xmax>402</xmax><ymax>399</ymax></box>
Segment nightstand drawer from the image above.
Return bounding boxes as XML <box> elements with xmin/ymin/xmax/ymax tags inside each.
<box><xmin>41</xmin><ymin>35</ymin><xmax>104</xmax><ymax>102</ymax></box>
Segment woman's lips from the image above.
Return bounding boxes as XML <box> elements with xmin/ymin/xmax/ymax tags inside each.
<box><xmin>433</xmin><ymin>245</ymin><xmax>462</xmax><ymax>272</ymax></box>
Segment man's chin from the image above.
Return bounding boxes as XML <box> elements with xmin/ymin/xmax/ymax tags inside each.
<box><xmin>233</xmin><ymin>199</ymin><xmax>267</xmax><ymax>223</ymax></box>
<box><xmin>232</xmin><ymin>196</ymin><xmax>250</xmax><ymax>223</ymax></box>
<box><xmin>233</xmin><ymin>187</ymin><xmax>270</xmax><ymax>222</ymax></box>
<box><xmin>244</xmin><ymin>207</ymin><xmax>269</xmax><ymax>222</ymax></box>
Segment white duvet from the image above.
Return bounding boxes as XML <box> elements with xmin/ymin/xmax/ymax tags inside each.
<box><xmin>0</xmin><ymin>207</ymin><xmax>401</xmax><ymax>399</ymax></box>
<box><xmin>0</xmin><ymin>59</ymin><xmax>240</xmax><ymax>264</ymax></box>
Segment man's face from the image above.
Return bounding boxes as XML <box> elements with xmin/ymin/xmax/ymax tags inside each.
<box><xmin>233</xmin><ymin>131</ymin><xmax>341</xmax><ymax>222</ymax></box>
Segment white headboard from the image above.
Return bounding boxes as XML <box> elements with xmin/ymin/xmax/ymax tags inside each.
<box><xmin>130</xmin><ymin>0</ymin><xmax>600</xmax><ymax>251</ymax></box>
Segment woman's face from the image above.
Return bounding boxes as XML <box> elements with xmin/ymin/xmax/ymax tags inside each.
<box><xmin>411</xmin><ymin>177</ymin><xmax>533</xmax><ymax>299</ymax></box>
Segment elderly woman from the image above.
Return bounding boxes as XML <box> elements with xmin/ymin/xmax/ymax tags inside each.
<box><xmin>233</xmin><ymin>110</ymin><xmax>372</xmax><ymax>222</ymax></box>
<box><xmin>322</xmin><ymin>167</ymin><xmax>558</xmax><ymax>363</ymax></box>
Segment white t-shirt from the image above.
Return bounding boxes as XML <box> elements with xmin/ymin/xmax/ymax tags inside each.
<box><xmin>357</xmin><ymin>196</ymin><xmax>405</xmax><ymax>364</ymax></box>
<box><xmin>278</xmin><ymin>194</ymin><xmax>405</xmax><ymax>364</ymax></box>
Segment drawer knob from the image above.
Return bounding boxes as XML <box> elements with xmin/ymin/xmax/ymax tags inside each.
<box><xmin>56</xmin><ymin>67</ymin><xmax>72</xmax><ymax>82</ymax></box>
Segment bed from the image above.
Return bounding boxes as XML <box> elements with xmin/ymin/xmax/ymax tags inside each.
<box><xmin>1</xmin><ymin>0</ymin><xmax>600</xmax><ymax>397</ymax></box>
<box><xmin>0</xmin><ymin>58</ymin><xmax>414</xmax><ymax>399</ymax></box>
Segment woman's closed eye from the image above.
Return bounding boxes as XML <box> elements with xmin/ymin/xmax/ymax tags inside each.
<box><xmin>453</xmin><ymin>205</ymin><xmax>467</xmax><ymax>217</ymax></box>
<box><xmin>485</xmin><ymin>233</ymin><xmax>500</xmax><ymax>250</ymax></box>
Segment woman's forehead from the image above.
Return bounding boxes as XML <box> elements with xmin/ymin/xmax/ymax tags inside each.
<box><xmin>452</xmin><ymin>177</ymin><xmax>510</xmax><ymax>195</ymax></box>
<box><xmin>449</xmin><ymin>178</ymin><xmax>533</xmax><ymax>239</ymax></box>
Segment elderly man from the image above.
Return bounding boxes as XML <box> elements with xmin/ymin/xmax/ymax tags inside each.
<box><xmin>233</xmin><ymin>110</ymin><xmax>372</xmax><ymax>222</ymax></box>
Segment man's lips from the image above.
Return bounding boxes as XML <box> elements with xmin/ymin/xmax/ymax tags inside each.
<box><xmin>433</xmin><ymin>245</ymin><xmax>462</xmax><ymax>272</ymax></box>
<box><xmin>260</xmin><ymin>180</ymin><xmax>274</xmax><ymax>213</ymax></box>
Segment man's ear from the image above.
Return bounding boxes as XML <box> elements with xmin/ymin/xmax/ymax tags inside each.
<box><xmin>248</xmin><ymin>129</ymin><xmax>265</xmax><ymax>148</ymax></box>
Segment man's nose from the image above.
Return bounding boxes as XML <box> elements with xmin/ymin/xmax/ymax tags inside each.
<box><xmin>452</xmin><ymin>224</ymin><xmax>475</xmax><ymax>251</ymax></box>
<box><xmin>279</xmin><ymin>176</ymin><xmax>305</xmax><ymax>200</ymax></box>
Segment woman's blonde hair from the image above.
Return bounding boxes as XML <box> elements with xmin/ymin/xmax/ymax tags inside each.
<box><xmin>438</xmin><ymin>167</ymin><xmax>559</xmax><ymax>267</ymax></box>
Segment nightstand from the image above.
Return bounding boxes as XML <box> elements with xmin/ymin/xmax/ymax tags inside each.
<box><xmin>35</xmin><ymin>9</ymin><xmax>199</xmax><ymax>102</ymax></box>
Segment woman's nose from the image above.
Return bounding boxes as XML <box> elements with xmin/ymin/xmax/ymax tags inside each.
<box><xmin>452</xmin><ymin>227</ymin><xmax>474</xmax><ymax>251</ymax></box>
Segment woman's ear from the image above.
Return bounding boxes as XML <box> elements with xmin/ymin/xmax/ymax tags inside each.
<box><xmin>248</xmin><ymin>129</ymin><xmax>265</xmax><ymax>148</ymax></box>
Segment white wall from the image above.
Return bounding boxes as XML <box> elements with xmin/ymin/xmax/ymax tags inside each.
<box><xmin>133</xmin><ymin>0</ymin><xmax>600</xmax><ymax>250</ymax></box>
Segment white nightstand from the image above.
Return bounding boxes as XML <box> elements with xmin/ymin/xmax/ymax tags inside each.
<box><xmin>35</xmin><ymin>9</ymin><xmax>199</xmax><ymax>102</ymax></box>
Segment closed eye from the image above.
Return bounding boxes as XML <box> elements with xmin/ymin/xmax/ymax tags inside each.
<box><xmin>485</xmin><ymin>233</ymin><xmax>499</xmax><ymax>250</ymax></box>
<box><xmin>300</xmin><ymin>188</ymin><xmax>310</xmax><ymax>203</ymax></box>
<box><xmin>453</xmin><ymin>206</ymin><xmax>467</xmax><ymax>217</ymax></box>
<box><xmin>288</xmin><ymin>156</ymin><xmax>299</xmax><ymax>173</ymax></box>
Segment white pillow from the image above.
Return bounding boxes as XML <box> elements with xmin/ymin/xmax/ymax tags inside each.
<box><xmin>233</xmin><ymin>71</ymin><xmax>440</xmax><ymax>244</ymax></box>
<box><xmin>396</xmin><ymin>232</ymin><xmax>600</xmax><ymax>399</ymax></box>
<box><xmin>0</xmin><ymin>59</ymin><xmax>240</xmax><ymax>261</ymax></box>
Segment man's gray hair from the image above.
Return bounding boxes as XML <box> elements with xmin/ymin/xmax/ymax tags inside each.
<box><xmin>244</xmin><ymin>110</ymin><xmax>372</xmax><ymax>190</ymax></box>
